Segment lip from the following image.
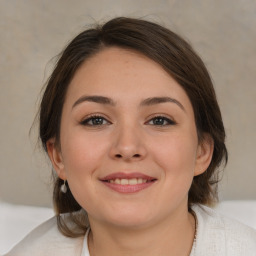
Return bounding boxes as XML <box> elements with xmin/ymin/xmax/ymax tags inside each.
<box><xmin>99</xmin><ymin>172</ymin><xmax>157</xmax><ymax>194</ymax></box>
<box><xmin>100</xmin><ymin>172</ymin><xmax>156</xmax><ymax>181</ymax></box>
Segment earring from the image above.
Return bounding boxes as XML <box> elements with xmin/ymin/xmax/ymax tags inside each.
<box><xmin>60</xmin><ymin>180</ymin><xmax>67</xmax><ymax>193</ymax></box>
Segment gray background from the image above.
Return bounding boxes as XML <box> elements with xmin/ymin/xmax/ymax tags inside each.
<box><xmin>0</xmin><ymin>0</ymin><xmax>255</xmax><ymax>207</ymax></box>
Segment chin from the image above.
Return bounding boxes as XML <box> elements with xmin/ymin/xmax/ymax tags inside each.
<box><xmin>103</xmin><ymin>209</ymin><xmax>155</xmax><ymax>229</ymax></box>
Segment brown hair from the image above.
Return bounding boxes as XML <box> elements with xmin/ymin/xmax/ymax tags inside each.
<box><xmin>39</xmin><ymin>17</ymin><xmax>228</xmax><ymax>237</ymax></box>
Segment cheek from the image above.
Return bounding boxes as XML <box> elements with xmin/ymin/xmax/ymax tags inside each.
<box><xmin>61</xmin><ymin>130</ymin><xmax>108</xmax><ymax>178</ymax></box>
<box><xmin>150</xmin><ymin>132</ymin><xmax>198</xmax><ymax>182</ymax></box>
<box><xmin>60</xmin><ymin>132</ymin><xmax>108</xmax><ymax>211</ymax></box>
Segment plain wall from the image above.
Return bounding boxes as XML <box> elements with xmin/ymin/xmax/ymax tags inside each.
<box><xmin>0</xmin><ymin>0</ymin><xmax>255</xmax><ymax>207</ymax></box>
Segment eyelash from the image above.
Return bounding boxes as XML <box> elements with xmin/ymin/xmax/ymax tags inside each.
<box><xmin>80</xmin><ymin>115</ymin><xmax>110</xmax><ymax>126</ymax></box>
<box><xmin>80</xmin><ymin>115</ymin><xmax>176</xmax><ymax>127</ymax></box>
<box><xmin>146</xmin><ymin>116</ymin><xmax>176</xmax><ymax>126</ymax></box>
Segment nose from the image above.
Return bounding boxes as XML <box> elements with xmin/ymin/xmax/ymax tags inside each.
<box><xmin>109</xmin><ymin>123</ymin><xmax>147</xmax><ymax>161</ymax></box>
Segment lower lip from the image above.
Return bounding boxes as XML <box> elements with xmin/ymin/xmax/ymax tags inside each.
<box><xmin>102</xmin><ymin>181</ymin><xmax>155</xmax><ymax>193</ymax></box>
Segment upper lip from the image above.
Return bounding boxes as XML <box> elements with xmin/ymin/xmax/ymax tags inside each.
<box><xmin>100</xmin><ymin>172</ymin><xmax>156</xmax><ymax>181</ymax></box>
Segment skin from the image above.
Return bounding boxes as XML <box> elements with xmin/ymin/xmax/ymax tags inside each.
<box><xmin>47</xmin><ymin>47</ymin><xmax>213</xmax><ymax>256</ymax></box>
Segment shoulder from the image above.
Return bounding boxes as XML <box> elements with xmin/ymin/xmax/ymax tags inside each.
<box><xmin>192</xmin><ymin>204</ymin><xmax>256</xmax><ymax>256</ymax></box>
<box><xmin>4</xmin><ymin>216</ymin><xmax>84</xmax><ymax>256</ymax></box>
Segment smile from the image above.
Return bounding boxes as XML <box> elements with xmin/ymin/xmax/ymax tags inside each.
<box><xmin>108</xmin><ymin>178</ymin><xmax>148</xmax><ymax>185</ymax></box>
<box><xmin>100</xmin><ymin>172</ymin><xmax>157</xmax><ymax>193</ymax></box>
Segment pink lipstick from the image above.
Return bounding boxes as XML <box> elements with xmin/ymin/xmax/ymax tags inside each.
<box><xmin>100</xmin><ymin>172</ymin><xmax>157</xmax><ymax>193</ymax></box>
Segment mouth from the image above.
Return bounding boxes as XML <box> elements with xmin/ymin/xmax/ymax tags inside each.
<box><xmin>99</xmin><ymin>172</ymin><xmax>157</xmax><ymax>193</ymax></box>
<box><xmin>106</xmin><ymin>178</ymin><xmax>152</xmax><ymax>185</ymax></box>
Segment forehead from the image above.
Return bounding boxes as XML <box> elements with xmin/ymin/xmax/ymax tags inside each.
<box><xmin>65</xmin><ymin>47</ymin><xmax>193</xmax><ymax>111</ymax></box>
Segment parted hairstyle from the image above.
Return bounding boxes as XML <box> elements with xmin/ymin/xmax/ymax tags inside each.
<box><xmin>39</xmin><ymin>17</ymin><xmax>228</xmax><ymax>237</ymax></box>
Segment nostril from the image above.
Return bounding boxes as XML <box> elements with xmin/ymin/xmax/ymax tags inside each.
<box><xmin>114</xmin><ymin>153</ymin><xmax>141</xmax><ymax>159</ymax></box>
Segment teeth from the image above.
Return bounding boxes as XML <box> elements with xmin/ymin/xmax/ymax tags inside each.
<box><xmin>129</xmin><ymin>178</ymin><xmax>137</xmax><ymax>185</ymax></box>
<box><xmin>108</xmin><ymin>178</ymin><xmax>150</xmax><ymax>185</ymax></box>
<box><xmin>121</xmin><ymin>179</ymin><xmax>129</xmax><ymax>185</ymax></box>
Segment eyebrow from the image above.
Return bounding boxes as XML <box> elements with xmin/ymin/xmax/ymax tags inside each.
<box><xmin>72</xmin><ymin>95</ymin><xmax>185</xmax><ymax>111</ymax></box>
<box><xmin>140</xmin><ymin>97</ymin><xmax>185</xmax><ymax>111</ymax></box>
<box><xmin>72</xmin><ymin>95</ymin><xmax>116</xmax><ymax>109</ymax></box>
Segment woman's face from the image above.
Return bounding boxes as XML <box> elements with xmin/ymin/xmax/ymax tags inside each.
<box><xmin>48</xmin><ymin>47</ymin><xmax>212</xmax><ymax>229</ymax></box>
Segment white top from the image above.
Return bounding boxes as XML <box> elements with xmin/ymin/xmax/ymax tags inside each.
<box><xmin>80</xmin><ymin>227</ymin><xmax>195</xmax><ymax>256</ymax></box>
<box><xmin>5</xmin><ymin>205</ymin><xmax>256</xmax><ymax>256</ymax></box>
<box><xmin>81</xmin><ymin>229</ymin><xmax>90</xmax><ymax>256</ymax></box>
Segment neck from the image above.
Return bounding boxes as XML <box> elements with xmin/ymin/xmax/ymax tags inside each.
<box><xmin>88</xmin><ymin>208</ymin><xmax>196</xmax><ymax>256</ymax></box>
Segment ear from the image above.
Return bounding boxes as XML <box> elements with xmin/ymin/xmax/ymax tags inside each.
<box><xmin>194</xmin><ymin>133</ymin><xmax>214</xmax><ymax>176</ymax></box>
<box><xmin>46</xmin><ymin>138</ymin><xmax>66</xmax><ymax>180</ymax></box>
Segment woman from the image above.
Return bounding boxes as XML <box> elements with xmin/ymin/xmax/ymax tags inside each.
<box><xmin>6</xmin><ymin>17</ymin><xmax>256</xmax><ymax>256</ymax></box>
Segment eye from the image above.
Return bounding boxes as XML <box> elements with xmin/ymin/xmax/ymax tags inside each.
<box><xmin>147</xmin><ymin>116</ymin><xmax>176</xmax><ymax>126</ymax></box>
<box><xmin>80</xmin><ymin>115</ymin><xmax>110</xmax><ymax>126</ymax></box>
